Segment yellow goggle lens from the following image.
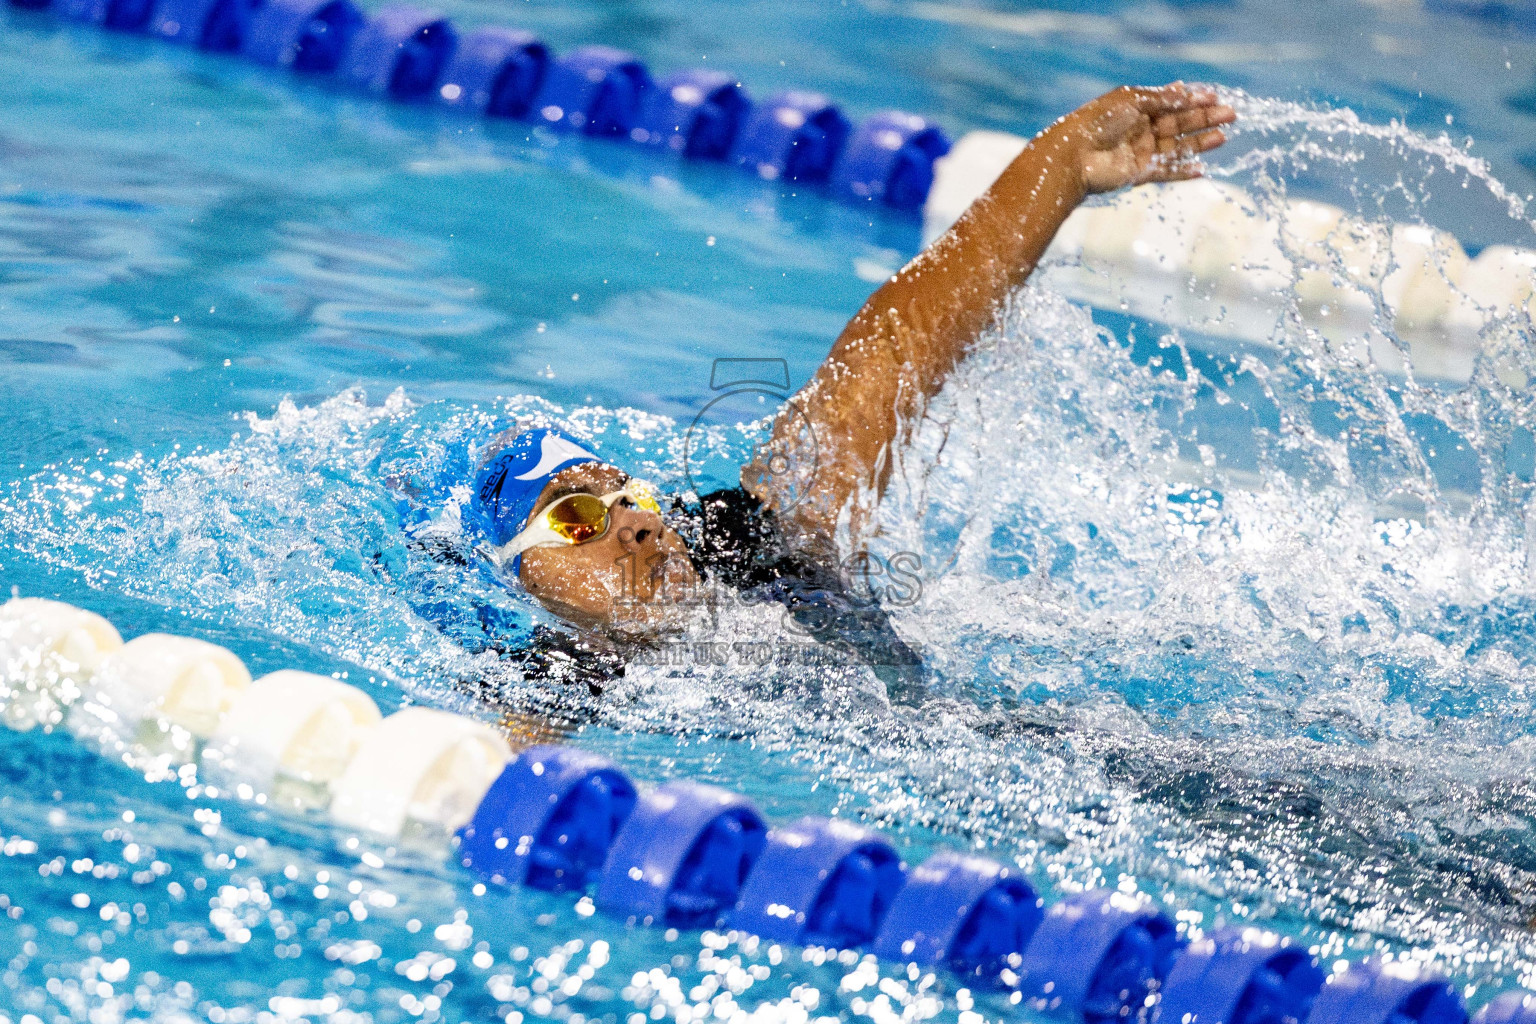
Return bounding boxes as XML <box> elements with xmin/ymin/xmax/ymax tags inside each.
<box><xmin>544</xmin><ymin>493</ymin><xmax>609</xmax><ymax>543</ymax></box>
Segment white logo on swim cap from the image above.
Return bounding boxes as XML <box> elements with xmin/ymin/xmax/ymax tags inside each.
<box><xmin>514</xmin><ymin>434</ymin><xmax>597</xmax><ymax>481</ymax></box>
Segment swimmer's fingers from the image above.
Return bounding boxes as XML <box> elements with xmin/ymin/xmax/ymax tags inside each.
<box><xmin>1152</xmin><ymin>104</ymin><xmax>1237</xmax><ymax>139</ymax></box>
<box><xmin>1129</xmin><ymin>82</ymin><xmax>1220</xmax><ymax>114</ymax></box>
<box><xmin>1155</xmin><ymin>125</ymin><xmax>1229</xmax><ymax>157</ymax></box>
<box><xmin>1137</xmin><ymin>127</ymin><xmax>1227</xmax><ymax>183</ymax></box>
<box><xmin>499</xmin><ymin>710</ymin><xmax>573</xmax><ymax>745</ymax></box>
<box><xmin>1138</xmin><ymin>154</ymin><xmax>1206</xmax><ymax>184</ymax></box>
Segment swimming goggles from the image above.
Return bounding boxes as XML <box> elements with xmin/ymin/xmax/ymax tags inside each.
<box><xmin>485</xmin><ymin>480</ymin><xmax>661</xmax><ymax>567</ymax></box>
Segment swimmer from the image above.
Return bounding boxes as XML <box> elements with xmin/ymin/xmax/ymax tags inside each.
<box><xmin>460</xmin><ymin>83</ymin><xmax>1235</xmax><ymax>695</ymax></box>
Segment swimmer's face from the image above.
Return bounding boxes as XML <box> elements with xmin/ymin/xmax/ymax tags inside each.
<box><xmin>516</xmin><ymin>462</ymin><xmax>701</xmax><ymax>632</ymax></box>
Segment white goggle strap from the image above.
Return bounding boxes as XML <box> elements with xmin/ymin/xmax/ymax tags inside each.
<box><xmin>484</xmin><ymin>521</ymin><xmax>564</xmax><ymax>567</ymax></box>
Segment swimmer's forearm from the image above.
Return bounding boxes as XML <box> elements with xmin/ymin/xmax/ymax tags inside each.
<box><xmin>753</xmin><ymin>85</ymin><xmax>1234</xmax><ymax>545</ymax></box>
<box><xmin>841</xmin><ymin>121</ymin><xmax>1088</xmax><ymax>385</ymax></box>
<box><xmin>743</xmin><ymin>127</ymin><xmax>1085</xmax><ymax>538</ymax></box>
<box><xmin>817</xmin><ymin>83</ymin><xmax>1237</xmax><ymax>420</ymax></box>
<box><xmin>796</xmin><ymin>124</ymin><xmax>1084</xmax><ymax>422</ymax></box>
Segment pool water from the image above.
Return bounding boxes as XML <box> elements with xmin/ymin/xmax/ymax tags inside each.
<box><xmin>4</xmin><ymin>1</ymin><xmax>1536</xmax><ymax>1022</ymax></box>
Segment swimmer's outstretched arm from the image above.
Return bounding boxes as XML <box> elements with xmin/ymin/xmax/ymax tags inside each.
<box><xmin>746</xmin><ymin>83</ymin><xmax>1236</xmax><ymax>548</ymax></box>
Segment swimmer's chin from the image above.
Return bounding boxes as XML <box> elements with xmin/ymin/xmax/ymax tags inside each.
<box><xmin>536</xmin><ymin>597</ymin><xmax>695</xmax><ymax>644</ymax></box>
<box><xmin>523</xmin><ymin>577</ymin><xmax>703</xmax><ymax>641</ymax></box>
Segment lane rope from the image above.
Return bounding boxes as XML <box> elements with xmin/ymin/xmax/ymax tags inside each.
<box><xmin>4</xmin><ymin>0</ymin><xmax>952</xmax><ymax>215</ymax></box>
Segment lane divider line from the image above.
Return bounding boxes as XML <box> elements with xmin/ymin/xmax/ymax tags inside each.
<box><xmin>5</xmin><ymin>0</ymin><xmax>951</xmax><ymax>214</ymax></box>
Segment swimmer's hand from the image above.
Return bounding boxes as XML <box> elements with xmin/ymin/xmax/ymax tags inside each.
<box><xmin>1059</xmin><ymin>82</ymin><xmax>1236</xmax><ymax>194</ymax></box>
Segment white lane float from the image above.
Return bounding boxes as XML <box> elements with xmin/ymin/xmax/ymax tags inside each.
<box><xmin>85</xmin><ymin>633</ymin><xmax>252</xmax><ymax>744</ymax></box>
<box><xmin>0</xmin><ymin>598</ymin><xmax>510</xmax><ymax>837</ymax></box>
<box><xmin>0</xmin><ymin>597</ymin><xmax>123</xmax><ymax>731</ymax></box>
<box><xmin>206</xmin><ymin>670</ymin><xmax>382</xmax><ymax>806</ymax></box>
<box><xmin>1459</xmin><ymin>246</ymin><xmax>1536</xmax><ymax>319</ymax></box>
<box><xmin>329</xmin><ymin>707</ymin><xmax>511</xmax><ymax>837</ymax></box>
<box><xmin>924</xmin><ymin>131</ymin><xmax>1535</xmax><ymax>384</ymax></box>
<box><xmin>0</xmin><ymin>597</ymin><xmax>507</xmax><ymax>837</ymax></box>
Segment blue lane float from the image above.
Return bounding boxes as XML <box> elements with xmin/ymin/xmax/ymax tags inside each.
<box><xmin>731</xmin><ymin>816</ymin><xmax>904</xmax><ymax>949</ymax></box>
<box><xmin>596</xmin><ymin>780</ymin><xmax>767</xmax><ymax>929</ymax></box>
<box><xmin>56</xmin><ymin>0</ymin><xmax>98</xmax><ymax>21</ymax></box>
<box><xmin>342</xmin><ymin>3</ymin><xmax>456</xmax><ymax>100</ymax></box>
<box><xmin>533</xmin><ymin>44</ymin><xmax>652</xmax><ymax>136</ymax></box>
<box><xmin>1424</xmin><ymin>0</ymin><xmax>1536</xmax><ymax>33</ymax></box>
<box><xmin>732</xmin><ymin>89</ymin><xmax>852</xmax><ymax>183</ymax></box>
<box><xmin>1156</xmin><ymin>928</ymin><xmax>1325</xmax><ymax>1024</ymax></box>
<box><xmin>635</xmin><ymin>68</ymin><xmax>752</xmax><ymax>159</ymax></box>
<box><xmin>870</xmin><ymin>850</ymin><xmax>1043</xmax><ymax>978</ymax></box>
<box><xmin>456</xmin><ymin>744</ymin><xmax>636</xmax><ymax>891</ymax></box>
<box><xmin>437</xmin><ymin>26</ymin><xmax>547</xmax><ymax>116</ymax></box>
<box><xmin>4</xmin><ymin>0</ymin><xmax>950</xmax><ymax>213</ymax></box>
<box><xmin>58</xmin><ymin>0</ymin><xmax>153</xmax><ymax>30</ymax></box>
<box><xmin>1017</xmin><ymin>889</ymin><xmax>1184</xmax><ymax>1024</ymax></box>
<box><xmin>150</xmin><ymin>0</ymin><xmax>257</xmax><ymax>50</ymax></box>
<box><xmin>1308</xmin><ymin>960</ymin><xmax>1468</xmax><ymax>1024</ymax></box>
<box><xmin>831</xmin><ymin>110</ymin><xmax>953</xmax><ymax>212</ymax></box>
<box><xmin>244</xmin><ymin>0</ymin><xmax>361</xmax><ymax>72</ymax></box>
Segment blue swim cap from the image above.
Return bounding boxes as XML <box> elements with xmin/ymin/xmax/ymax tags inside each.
<box><xmin>471</xmin><ymin>429</ymin><xmax>602</xmax><ymax>564</ymax></box>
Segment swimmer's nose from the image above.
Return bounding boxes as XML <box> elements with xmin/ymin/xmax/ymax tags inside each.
<box><xmin>613</xmin><ymin>503</ymin><xmax>665</xmax><ymax>546</ymax></box>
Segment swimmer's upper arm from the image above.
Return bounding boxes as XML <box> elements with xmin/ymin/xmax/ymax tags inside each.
<box><xmin>745</xmin><ymin>84</ymin><xmax>1234</xmax><ymax>551</ymax></box>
